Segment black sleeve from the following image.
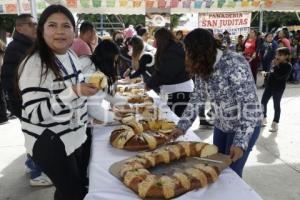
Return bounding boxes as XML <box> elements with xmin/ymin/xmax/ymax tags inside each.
<box><xmin>273</xmin><ymin>63</ymin><xmax>292</xmax><ymax>80</ymax></box>
<box><xmin>1</xmin><ymin>45</ymin><xmax>24</xmax><ymax>91</ymax></box>
<box><xmin>146</xmin><ymin>50</ymin><xmax>184</xmax><ymax>89</ymax></box>
<box><xmin>129</xmin><ymin>54</ymin><xmax>152</xmax><ymax>79</ymax></box>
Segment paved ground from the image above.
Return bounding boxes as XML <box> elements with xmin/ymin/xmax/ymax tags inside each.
<box><xmin>1</xmin><ymin>77</ymin><xmax>300</xmax><ymax>200</ymax></box>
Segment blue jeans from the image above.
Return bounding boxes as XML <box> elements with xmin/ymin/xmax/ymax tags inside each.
<box><xmin>25</xmin><ymin>154</ymin><xmax>42</xmax><ymax>179</ymax></box>
<box><xmin>213</xmin><ymin>126</ymin><xmax>261</xmax><ymax>177</ymax></box>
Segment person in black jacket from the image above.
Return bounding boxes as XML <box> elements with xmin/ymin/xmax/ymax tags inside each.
<box><xmin>146</xmin><ymin>28</ymin><xmax>194</xmax><ymax>117</ymax></box>
<box><xmin>261</xmin><ymin>33</ymin><xmax>278</xmax><ymax>72</ymax></box>
<box><xmin>128</xmin><ymin>36</ymin><xmax>155</xmax><ymax>83</ymax></box>
<box><xmin>0</xmin><ymin>39</ymin><xmax>8</xmax><ymax>124</ymax></box>
<box><xmin>1</xmin><ymin>14</ymin><xmax>37</xmax><ymax>119</ymax></box>
<box><xmin>261</xmin><ymin>47</ymin><xmax>292</xmax><ymax>132</ymax></box>
<box><xmin>1</xmin><ymin>14</ymin><xmax>52</xmax><ymax>187</ymax></box>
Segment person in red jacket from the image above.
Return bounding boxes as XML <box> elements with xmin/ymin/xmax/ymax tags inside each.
<box><xmin>244</xmin><ymin>29</ymin><xmax>260</xmax><ymax>84</ymax></box>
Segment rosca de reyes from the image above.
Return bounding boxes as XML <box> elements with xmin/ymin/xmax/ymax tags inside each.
<box><xmin>110</xmin><ymin>116</ymin><xmax>176</xmax><ymax>151</ymax></box>
<box><xmin>119</xmin><ymin>142</ymin><xmax>219</xmax><ymax>199</ymax></box>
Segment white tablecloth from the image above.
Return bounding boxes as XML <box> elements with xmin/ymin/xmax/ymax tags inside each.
<box><xmin>84</xmin><ymin>91</ymin><xmax>262</xmax><ymax>200</ymax></box>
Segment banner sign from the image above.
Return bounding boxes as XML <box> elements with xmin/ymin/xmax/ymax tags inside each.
<box><xmin>1</xmin><ymin>0</ymin><xmax>300</xmax><ymax>14</ymax></box>
<box><xmin>0</xmin><ymin>0</ymin><xmax>146</xmax><ymax>14</ymax></box>
<box><xmin>198</xmin><ymin>12</ymin><xmax>251</xmax><ymax>37</ymax></box>
<box><xmin>146</xmin><ymin>12</ymin><xmax>170</xmax><ymax>27</ymax></box>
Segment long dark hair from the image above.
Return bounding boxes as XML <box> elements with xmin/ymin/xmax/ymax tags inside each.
<box><xmin>18</xmin><ymin>5</ymin><xmax>75</xmax><ymax>83</ymax></box>
<box><xmin>91</xmin><ymin>40</ymin><xmax>119</xmax><ymax>94</ymax></box>
<box><xmin>129</xmin><ymin>36</ymin><xmax>144</xmax><ymax>70</ymax></box>
<box><xmin>277</xmin><ymin>47</ymin><xmax>291</xmax><ymax>63</ymax></box>
<box><xmin>18</xmin><ymin>5</ymin><xmax>75</xmax><ymax>78</ymax></box>
<box><xmin>154</xmin><ymin>27</ymin><xmax>176</xmax><ymax>67</ymax></box>
<box><xmin>184</xmin><ymin>28</ymin><xmax>217</xmax><ymax>81</ymax></box>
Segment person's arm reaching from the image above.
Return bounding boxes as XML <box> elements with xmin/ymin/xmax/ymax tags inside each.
<box><xmin>129</xmin><ymin>54</ymin><xmax>152</xmax><ymax>79</ymax></box>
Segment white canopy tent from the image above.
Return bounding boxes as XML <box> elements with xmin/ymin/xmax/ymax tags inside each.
<box><xmin>1</xmin><ymin>0</ymin><xmax>300</xmax><ymax>16</ymax></box>
<box><xmin>1</xmin><ymin>0</ymin><xmax>300</xmax><ymax>32</ymax></box>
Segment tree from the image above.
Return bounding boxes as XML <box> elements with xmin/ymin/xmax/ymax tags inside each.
<box><xmin>251</xmin><ymin>11</ymin><xmax>300</xmax><ymax>32</ymax></box>
<box><xmin>0</xmin><ymin>15</ymin><xmax>17</xmax><ymax>42</ymax></box>
<box><xmin>77</xmin><ymin>14</ymin><xmax>143</xmax><ymax>29</ymax></box>
<box><xmin>77</xmin><ymin>13</ymin><xmax>181</xmax><ymax>32</ymax></box>
<box><xmin>170</xmin><ymin>14</ymin><xmax>183</xmax><ymax>30</ymax></box>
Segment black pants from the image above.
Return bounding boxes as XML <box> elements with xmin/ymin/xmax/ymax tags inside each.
<box><xmin>167</xmin><ymin>92</ymin><xmax>191</xmax><ymax>117</ymax></box>
<box><xmin>0</xmin><ymin>82</ymin><xmax>8</xmax><ymax>121</ymax></box>
<box><xmin>261</xmin><ymin>87</ymin><xmax>284</xmax><ymax>123</ymax></box>
<box><xmin>32</xmin><ymin>128</ymin><xmax>92</xmax><ymax>200</ymax></box>
<box><xmin>249</xmin><ymin>56</ymin><xmax>260</xmax><ymax>84</ymax></box>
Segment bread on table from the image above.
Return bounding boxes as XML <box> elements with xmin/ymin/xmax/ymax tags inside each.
<box><xmin>130</xmin><ymin>77</ymin><xmax>143</xmax><ymax>84</ymax></box>
<box><xmin>88</xmin><ymin>71</ymin><xmax>107</xmax><ymax>90</ymax></box>
<box><xmin>119</xmin><ymin>142</ymin><xmax>219</xmax><ymax>199</ymax></box>
<box><xmin>110</xmin><ymin>119</ymin><xmax>176</xmax><ymax>151</ymax></box>
<box><xmin>127</xmin><ymin>96</ymin><xmax>144</xmax><ymax>104</ymax></box>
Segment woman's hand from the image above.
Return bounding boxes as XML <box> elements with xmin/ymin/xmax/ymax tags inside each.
<box><xmin>229</xmin><ymin>146</ymin><xmax>244</xmax><ymax>162</ymax></box>
<box><xmin>72</xmin><ymin>83</ymin><xmax>98</xmax><ymax>97</ymax></box>
<box><xmin>168</xmin><ymin>128</ymin><xmax>184</xmax><ymax>141</ymax></box>
<box><xmin>123</xmin><ymin>68</ymin><xmax>131</xmax><ymax>77</ymax></box>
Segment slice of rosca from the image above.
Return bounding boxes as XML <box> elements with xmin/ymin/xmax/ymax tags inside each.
<box><xmin>193</xmin><ymin>164</ymin><xmax>219</xmax><ymax>182</ymax></box>
<box><xmin>142</xmin><ymin>132</ymin><xmax>158</xmax><ymax>150</ymax></box>
<box><xmin>123</xmin><ymin>168</ymin><xmax>150</xmax><ymax>187</ymax></box>
<box><xmin>196</xmin><ymin>142</ymin><xmax>218</xmax><ymax>158</ymax></box>
<box><xmin>111</xmin><ymin>127</ymin><xmax>135</xmax><ymax>149</ymax></box>
<box><xmin>177</xmin><ymin>141</ymin><xmax>218</xmax><ymax>158</ymax></box>
<box><xmin>126</xmin><ymin>121</ymin><xmax>144</xmax><ymax>134</ymax></box>
<box><xmin>184</xmin><ymin>168</ymin><xmax>208</xmax><ymax>188</ymax></box>
<box><xmin>160</xmin><ymin>120</ymin><xmax>176</xmax><ymax>130</ymax></box>
<box><xmin>173</xmin><ymin>172</ymin><xmax>191</xmax><ymax>190</ymax></box>
<box><xmin>88</xmin><ymin>71</ymin><xmax>107</xmax><ymax>89</ymax></box>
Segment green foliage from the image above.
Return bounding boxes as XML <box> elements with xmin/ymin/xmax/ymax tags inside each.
<box><xmin>251</xmin><ymin>11</ymin><xmax>300</xmax><ymax>32</ymax></box>
<box><xmin>77</xmin><ymin>13</ymin><xmax>144</xmax><ymax>28</ymax></box>
<box><xmin>0</xmin><ymin>14</ymin><xmax>17</xmax><ymax>33</ymax></box>
<box><xmin>77</xmin><ymin>13</ymin><xmax>181</xmax><ymax>30</ymax></box>
<box><xmin>170</xmin><ymin>14</ymin><xmax>183</xmax><ymax>29</ymax></box>
<box><xmin>121</xmin><ymin>15</ymin><xmax>145</xmax><ymax>27</ymax></box>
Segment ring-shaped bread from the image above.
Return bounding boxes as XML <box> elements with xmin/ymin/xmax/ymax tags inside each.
<box><xmin>119</xmin><ymin>141</ymin><xmax>219</xmax><ymax>199</ymax></box>
<box><xmin>110</xmin><ymin>119</ymin><xmax>176</xmax><ymax>151</ymax></box>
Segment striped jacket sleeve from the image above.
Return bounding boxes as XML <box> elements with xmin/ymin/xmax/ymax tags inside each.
<box><xmin>19</xmin><ymin>55</ymin><xmax>79</xmax><ymax>124</ymax></box>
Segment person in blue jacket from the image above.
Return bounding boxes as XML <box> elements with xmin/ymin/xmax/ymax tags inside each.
<box><xmin>261</xmin><ymin>33</ymin><xmax>278</xmax><ymax>72</ymax></box>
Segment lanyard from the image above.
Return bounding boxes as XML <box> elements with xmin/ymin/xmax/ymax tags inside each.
<box><xmin>55</xmin><ymin>53</ymin><xmax>78</xmax><ymax>84</ymax></box>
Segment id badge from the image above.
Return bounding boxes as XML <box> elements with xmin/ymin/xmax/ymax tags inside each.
<box><xmin>70</xmin><ymin>111</ymin><xmax>78</xmax><ymax>129</ymax></box>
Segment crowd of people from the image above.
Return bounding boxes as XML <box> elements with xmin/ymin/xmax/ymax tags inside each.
<box><xmin>215</xmin><ymin>28</ymin><xmax>300</xmax><ymax>84</ymax></box>
<box><xmin>0</xmin><ymin>4</ymin><xmax>296</xmax><ymax>200</ymax></box>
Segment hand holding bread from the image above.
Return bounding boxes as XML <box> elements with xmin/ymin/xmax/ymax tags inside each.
<box><xmin>72</xmin><ymin>83</ymin><xmax>98</xmax><ymax>97</ymax></box>
<box><xmin>229</xmin><ymin>146</ymin><xmax>244</xmax><ymax>162</ymax></box>
<box><xmin>87</xmin><ymin>71</ymin><xmax>108</xmax><ymax>90</ymax></box>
